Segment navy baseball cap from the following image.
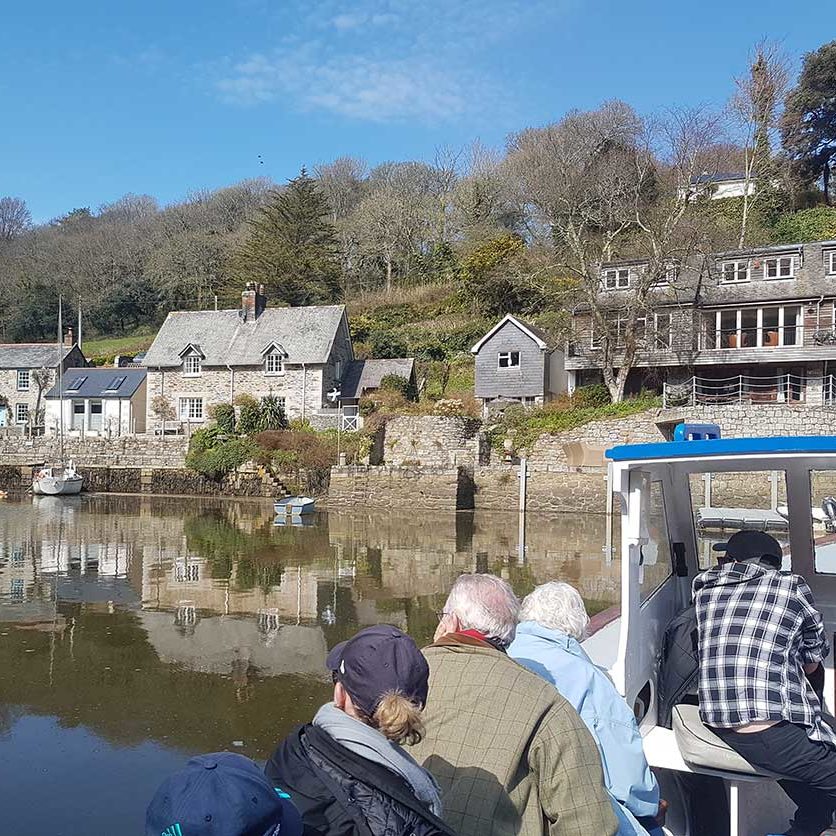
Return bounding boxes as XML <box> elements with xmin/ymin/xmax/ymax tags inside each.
<box><xmin>713</xmin><ymin>530</ymin><xmax>783</xmax><ymax>567</ymax></box>
<box><xmin>145</xmin><ymin>752</ymin><xmax>303</xmax><ymax>836</ymax></box>
<box><xmin>327</xmin><ymin>625</ymin><xmax>429</xmax><ymax>717</ymax></box>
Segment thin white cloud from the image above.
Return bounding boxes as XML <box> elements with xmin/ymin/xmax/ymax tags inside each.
<box><xmin>213</xmin><ymin>0</ymin><xmax>572</xmax><ymax>122</ymax></box>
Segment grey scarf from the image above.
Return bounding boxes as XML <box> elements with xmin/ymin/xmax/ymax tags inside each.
<box><xmin>312</xmin><ymin>702</ymin><xmax>443</xmax><ymax>818</ymax></box>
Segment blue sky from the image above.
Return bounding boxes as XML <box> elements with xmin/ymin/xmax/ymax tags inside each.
<box><xmin>2</xmin><ymin>0</ymin><xmax>831</xmax><ymax>222</ymax></box>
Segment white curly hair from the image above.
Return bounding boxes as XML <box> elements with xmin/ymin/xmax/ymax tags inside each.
<box><xmin>443</xmin><ymin>573</ymin><xmax>520</xmax><ymax>647</ymax></box>
<box><xmin>519</xmin><ymin>581</ymin><xmax>590</xmax><ymax>641</ymax></box>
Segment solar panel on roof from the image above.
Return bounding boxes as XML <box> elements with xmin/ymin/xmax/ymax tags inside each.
<box><xmin>65</xmin><ymin>376</ymin><xmax>87</xmax><ymax>391</ymax></box>
<box><xmin>105</xmin><ymin>375</ymin><xmax>127</xmax><ymax>391</ymax></box>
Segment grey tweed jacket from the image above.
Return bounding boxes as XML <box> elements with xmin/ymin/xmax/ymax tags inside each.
<box><xmin>409</xmin><ymin>635</ymin><xmax>619</xmax><ymax>836</ymax></box>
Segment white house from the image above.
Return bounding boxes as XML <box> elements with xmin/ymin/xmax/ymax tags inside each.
<box><xmin>680</xmin><ymin>171</ymin><xmax>755</xmax><ymax>201</ymax></box>
<box><xmin>44</xmin><ymin>368</ymin><xmax>147</xmax><ymax>436</ymax></box>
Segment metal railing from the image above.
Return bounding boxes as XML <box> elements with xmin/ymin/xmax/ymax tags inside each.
<box><xmin>663</xmin><ymin>373</ymin><xmax>836</xmax><ymax>408</ymax></box>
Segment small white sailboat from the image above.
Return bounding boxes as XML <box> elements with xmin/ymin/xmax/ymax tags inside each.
<box><xmin>32</xmin><ymin>461</ymin><xmax>83</xmax><ymax>496</ymax></box>
<box><xmin>33</xmin><ymin>297</ymin><xmax>83</xmax><ymax>497</ymax></box>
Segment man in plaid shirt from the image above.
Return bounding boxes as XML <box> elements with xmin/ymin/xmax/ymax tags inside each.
<box><xmin>694</xmin><ymin>529</ymin><xmax>835</xmax><ymax>836</ymax></box>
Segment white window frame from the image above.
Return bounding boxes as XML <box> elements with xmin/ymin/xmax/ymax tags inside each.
<box><xmin>88</xmin><ymin>399</ymin><xmax>103</xmax><ymax>431</ymax></box>
<box><xmin>15</xmin><ymin>403</ymin><xmax>29</xmax><ymax>425</ymax></box>
<box><xmin>602</xmin><ymin>267</ymin><xmax>631</xmax><ymax>290</ymax></box>
<box><xmin>498</xmin><ymin>351</ymin><xmax>521</xmax><ymax>369</ymax></box>
<box><xmin>264</xmin><ymin>353</ymin><xmax>285</xmax><ymax>375</ymax></box>
<box><xmin>826</xmin><ymin>251</ymin><xmax>836</xmax><ymax>276</ymax></box>
<box><xmin>178</xmin><ymin>397</ymin><xmax>204</xmax><ymax>422</ymax></box>
<box><xmin>183</xmin><ymin>355</ymin><xmax>202</xmax><ymax>377</ymax></box>
<box><xmin>764</xmin><ymin>255</ymin><xmax>795</xmax><ymax>279</ymax></box>
<box><xmin>711</xmin><ymin>305</ymin><xmax>803</xmax><ymax>349</ymax></box>
<box><xmin>16</xmin><ymin>369</ymin><xmax>30</xmax><ymax>391</ymax></box>
<box><xmin>720</xmin><ymin>260</ymin><xmax>749</xmax><ymax>284</ymax></box>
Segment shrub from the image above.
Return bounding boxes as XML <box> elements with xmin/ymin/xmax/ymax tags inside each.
<box><xmin>150</xmin><ymin>394</ymin><xmax>176</xmax><ymax>422</ymax></box>
<box><xmin>261</xmin><ymin>394</ymin><xmax>288</xmax><ymax>430</ymax></box>
<box><xmin>237</xmin><ymin>399</ymin><xmax>263</xmax><ymax>435</ymax></box>
<box><xmin>379</xmin><ymin>373</ymin><xmax>416</xmax><ymax>400</ymax></box>
<box><xmin>186</xmin><ymin>437</ymin><xmax>258</xmax><ymax>479</ymax></box>
<box><xmin>188</xmin><ymin>426</ymin><xmax>225</xmax><ymax>454</ymax></box>
<box><xmin>773</xmin><ymin>206</ymin><xmax>836</xmax><ymax>244</ymax></box>
<box><xmin>571</xmin><ymin>384</ymin><xmax>611</xmax><ymax>408</ymax></box>
<box><xmin>210</xmin><ymin>402</ymin><xmax>236</xmax><ymax>434</ymax></box>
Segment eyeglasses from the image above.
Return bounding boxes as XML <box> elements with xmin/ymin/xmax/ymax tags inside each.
<box><xmin>435</xmin><ymin>610</ymin><xmax>449</xmax><ymax>622</ymax></box>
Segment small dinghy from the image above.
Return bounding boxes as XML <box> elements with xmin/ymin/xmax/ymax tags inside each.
<box><xmin>273</xmin><ymin>496</ymin><xmax>315</xmax><ymax>516</ymax></box>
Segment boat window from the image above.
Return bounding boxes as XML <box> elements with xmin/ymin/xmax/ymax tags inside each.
<box><xmin>642</xmin><ymin>481</ymin><xmax>673</xmax><ymax>603</ymax></box>
<box><xmin>809</xmin><ymin>471</ymin><xmax>836</xmax><ymax>574</ymax></box>
<box><xmin>689</xmin><ymin>469</ymin><xmax>789</xmax><ymax>569</ymax></box>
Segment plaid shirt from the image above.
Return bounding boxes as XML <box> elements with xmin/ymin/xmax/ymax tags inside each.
<box><xmin>693</xmin><ymin>561</ymin><xmax>834</xmax><ymax>746</ymax></box>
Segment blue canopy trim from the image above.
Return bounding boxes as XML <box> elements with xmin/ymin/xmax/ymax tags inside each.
<box><xmin>606</xmin><ymin>436</ymin><xmax>836</xmax><ymax>462</ymax></box>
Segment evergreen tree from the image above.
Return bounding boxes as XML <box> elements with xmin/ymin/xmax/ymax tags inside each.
<box><xmin>234</xmin><ymin>169</ymin><xmax>342</xmax><ymax>305</ymax></box>
<box><xmin>781</xmin><ymin>41</ymin><xmax>836</xmax><ymax>204</ymax></box>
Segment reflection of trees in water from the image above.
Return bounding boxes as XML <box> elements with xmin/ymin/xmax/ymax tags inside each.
<box><xmin>183</xmin><ymin>512</ymin><xmax>284</xmax><ymax>593</ymax></box>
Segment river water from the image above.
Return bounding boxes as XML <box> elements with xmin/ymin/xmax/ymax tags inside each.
<box><xmin>0</xmin><ymin>494</ymin><xmax>620</xmax><ymax>835</ymax></box>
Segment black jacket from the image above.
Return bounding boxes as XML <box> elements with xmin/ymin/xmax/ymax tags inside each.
<box><xmin>266</xmin><ymin>724</ymin><xmax>456</xmax><ymax>836</ymax></box>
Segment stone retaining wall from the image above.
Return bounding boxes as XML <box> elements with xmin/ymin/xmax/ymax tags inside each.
<box><xmin>0</xmin><ymin>435</ymin><xmax>190</xmax><ymax>468</ymax></box>
<box><xmin>383</xmin><ymin>416</ymin><xmax>484</xmax><ymax>468</ymax></box>
<box><xmin>659</xmin><ymin>404</ymin><xmax>836</xmax><ymax>437</ymax></box>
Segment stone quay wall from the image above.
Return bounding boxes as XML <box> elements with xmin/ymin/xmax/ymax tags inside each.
<box><xmin>383</xmin><ymin>416</ymin><xmax>484</xmax><ymax>468</ymax></box>
<box><xmin>0</xmin><ymin>462</ymin><xmax>282</xmax><ymax>498</ymax></box>
<box><xmin>659</xmin><ymin>403</ymin><xmax>836</xmax><ymax>438</ymax></box>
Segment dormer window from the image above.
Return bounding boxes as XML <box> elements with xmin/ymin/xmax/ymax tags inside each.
<box><xmin>602</xmin><ymin>268</ymin><xmax>631</xmax><ymax>290</ymax></box>
<box><xmin>265</xmin><ymin>352</ymin><xmax>285</xmax><ymax>375</ymax></box>
<box><xmin>764</xmin><ymin>255</ymin><xmax>795</xmax><ymax>279</ymax></box>
<box><xmin>721</xmin><ymin>260</ymin><xmax>749</xmax><ymax>283</ymax></box>
<box><xmin>826</xmin><ymin>251</ymin><xmax>836</xmax><ymax>275</ymax></box>
<box><xmin>183</xmin><ymin>355</ymin><xmax>202</xmax><ymax>376</ymax></box>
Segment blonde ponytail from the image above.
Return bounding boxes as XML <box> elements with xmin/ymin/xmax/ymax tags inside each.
<box><xmin>371</xmin><ymin>691</ymin><xmax>425</xmax><ymax>745</ymax></box>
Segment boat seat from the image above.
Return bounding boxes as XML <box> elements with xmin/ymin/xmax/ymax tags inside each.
<box><xmin>672</xmin><ymin>704</ymin><xmax>780</xmax><ymax>778</ymax></box>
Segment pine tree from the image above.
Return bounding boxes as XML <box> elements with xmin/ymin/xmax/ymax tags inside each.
<box><xmin>234</xmin><ymin>168</ymin><xmax>342</xmax><ymax>305</ymax></box>
<box><xmin>781</xmin><ymin>41</ymin><xmax>836</xmax><ymax>204</ymax></box>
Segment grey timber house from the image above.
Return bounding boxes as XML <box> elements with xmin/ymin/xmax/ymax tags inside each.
<box><xmin>471</xmin><ymin>314</ymin><xmax>567</xmax><ymax>413</ymax></box>
<box><xmin>566</xmin><ymin>239</ymin><xmax>836</xmax><ymax>405</ymax></box>
<box><xmin>142</xmin><ymin>283</ymin><xmax>354</xmax><ymax>431</ymax></box>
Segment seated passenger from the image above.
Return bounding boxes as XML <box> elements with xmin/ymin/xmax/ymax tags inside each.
<box><xmin>508</xmin><ymin>581</ymin><xmax>664</xmax><ymax>836</ymax></box>
<box><xmin>409</xmin><ymin>573</ymin><xmax>618</xmax><ymax>836</ymax></box>
<box><xmin>265</xmin><ymin>624</ymin><xmax>454</xmax><ymax>836</ymax></box>
<box><xmin>694</xmin><ymin>530</ymin><xmax>835</xmax><ymax>836</ymax></box>
<box><xmin>145</xmin><ymin>751</ymin><xmax>303</xmax><ymax>836</ymax></box>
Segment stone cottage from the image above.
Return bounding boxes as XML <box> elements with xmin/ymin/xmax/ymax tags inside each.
<box><xmin>142</xmin><ymin>283</ymin><xmax>354</xmax><ymax>431</ymax></box>
<box><xmin>0</xmin><ymin>338</ymin><xmax>86</xmax><ymax>431</ymax></box>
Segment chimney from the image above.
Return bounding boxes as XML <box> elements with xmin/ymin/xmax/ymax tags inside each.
<box><xmin>241</xmin><ymin>282</ymin><xmax>267</xmax><ymax>321</ymax></box>
<box><xmin>64</xmin><ymin>327</ymin><xmax>74</xmax><ymax>347</ymax></box>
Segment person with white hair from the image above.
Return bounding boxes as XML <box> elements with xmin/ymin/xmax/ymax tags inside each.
<box><xmin>509</xmin><ymin>581</ymin><xmax>664</xmax><ymax>836</ymax></box>
<box><xmin>409</xmin><ymin>573</ymin><xmax>618</xmax><ymax>836</ymax></box>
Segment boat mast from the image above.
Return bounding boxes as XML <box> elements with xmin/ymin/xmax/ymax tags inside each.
<box><xmin>58</xmin><ymin>295</ymin><xmax>64</xmax><ymax>464</ymax></box>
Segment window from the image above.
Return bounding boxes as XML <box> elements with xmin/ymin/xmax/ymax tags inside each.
<box><xmin>174</xmin><ymin>562</ymin><xmax>200</xmax><ymax>583</ymax></box>
<box><xmin>764</xmin><ymin>255</ymin><xmax>795</xmax><ymax>279</ymax></box>
<box><xmin>721</xmin><ymin>260</ymin><xmax>749</xmax><ymax>283</ymax></box>
<box><xmin>264</xmin><ymin>353</ymin><xmax>284</xmax><ymax>375</ymax></box>
<box><xmin>104</xmin><ymin>375</ymin><xmax>126</xmax><ymax>392</ymax></box>
<box><xmin>15</xmin><ymin>403</ymin><xmax>28</xmax><ymax>425</ymax></box>
<box><xmin>179</xmin><ymin>397</ymin><xmax>204</xmax><ymax>421</ymax></box>
<box><xmin>711</xmin><ymin>305</ymin><xmax>803</xmax><ymax>350</ymax></box>
<box><xmin>498</xmin><ymin>351</ymin><xmax>521</xmax><ymax>368</ymax></box>
<box><xmin>71</xmin><ymin>401</ymin><xmax>85</xmax><ymax>430</ymax></box>
<box><xmin>827</xmin><ymin>251</ymin><xmax>836</xmax><ymax>275</ymax></box>
<box><xmin>183</xmin><ymin>355</ymin><xmax>202</xmax><ymax>376</ymax></box>
<box><xmin>783</xmin><ymin>306</ymin><xmax>800</xmax><ymax>346</ymax></box>
<box><xmin>654</xmin><ymin>313</ymin><xmax>672</xmax><ymax>349</ymax></box>
<box><xmin>602</xmin><ymin>268</ymin><xmax>631</xmax><ymax>290</ymax></box>
<box><xmin>66</xmin><ymin>376</ymin><xmax>87</xmax><ymax>392</ymax></box>
<box><xmin>88</xmin><ymin>400</ymin><xmax>103</xmax><ymax>431</ymax></box>
<box><xmin>16</xmin><ymin>369</ymin><xmax>30</xmax><ymax>391</ymax></box>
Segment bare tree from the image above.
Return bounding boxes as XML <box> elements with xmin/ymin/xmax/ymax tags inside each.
<box><xmin>31</xmin><ymin>367</ymin><xmax>52</xmax><ymax>433</ymax></box>
<box><xmin>730</xmin><ymin>40</ymin><xmax>790</xmax><ymax>247</ymax></box>
<box><xmin>315</xmin><ymin>157</ymin><xmax>368</xmax><ymax>223</ymax></box>
<box><xmin>507</xmin><ymin>101</ymin><xmax>721</xmax><ymax>402</ymax></box>
<box><xmin>0</xmin><ymin>197</ymin><xmax>32</xmax><ymax>241</ymax></box>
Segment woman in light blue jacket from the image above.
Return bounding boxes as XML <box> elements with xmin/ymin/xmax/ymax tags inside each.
<box><xmin>508</xmin><ymin>581</ymin><xmax>663</xmax><ymax>836</ymax></box>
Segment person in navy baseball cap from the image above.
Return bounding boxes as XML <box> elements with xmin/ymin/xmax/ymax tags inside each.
<box><xmin>326</xmin><ymin>623</ymin><xmax>430</xmax><ymax>717</ymax></box>
<box><xmin>146</xmin><ymin>751</ymin><xmax>303</xmax><ymax>836</ymax></box>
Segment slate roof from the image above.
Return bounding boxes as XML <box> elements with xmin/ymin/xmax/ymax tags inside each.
<box><xmin>142</xmin><ymin>306</ymin><xmax>347</xmax><ymax>368</ymax></box>
<box><xmin>690</xmin><ymin>171</ymin><xmax>746</xmax><ymax>184</ymax></box>
<box><xmin>341</xmin><ymin>358</ymin><xmax>415</xmax><ymax>399</ymax></box>
<box><xmin>0</xmin><ymin>344</ymin><xmax>75</xmax><ymax>370</ymax></box>
<box><xmin>45</xmin><ymin>368</ymin><xmax>147</xmax><ymax>399</ymax></box>
<box><xmin>471</xmin><ymin>314</ymin><xmax>552</xmax><ymax>353</ymax></box>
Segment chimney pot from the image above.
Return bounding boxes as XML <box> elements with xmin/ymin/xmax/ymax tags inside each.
<box><xmin>242</xmin><ymin>282</ymin><xmax>267</xmax><ymax>321</ymax></box>
<box><xmin>65</xmin><ymin>327</ymin><xmax>74</xmax><ymax>347</ymax></box>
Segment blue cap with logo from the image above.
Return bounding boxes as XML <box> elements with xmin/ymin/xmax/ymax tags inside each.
<box><xmin>326</xmin><ymin>624</ymin><xmax>429</xmax><ymax>717</ymax></box>
<box><xmin>145</xmin><ymin>752</ymin><xmax>303</xmax><ymax>836</ymax></box>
